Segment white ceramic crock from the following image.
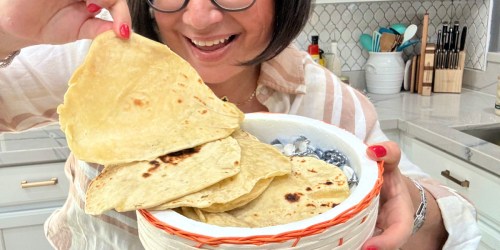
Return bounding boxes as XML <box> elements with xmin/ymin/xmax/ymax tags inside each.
<box><xmin>365</xmin><ymin>52</ymin><xmax>405</xmax><ymax>94</ymax></box>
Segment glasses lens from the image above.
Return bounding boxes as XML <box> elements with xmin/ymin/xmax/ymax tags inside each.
<box><xmin>214</xmin><ymin>0</ymin><xmax>255</xmax><ymax>10</ymax></box>
<box><xmin>149</xmin><ymin>0</ymin><xmax>185</xmax><ymax>12</ymax></box>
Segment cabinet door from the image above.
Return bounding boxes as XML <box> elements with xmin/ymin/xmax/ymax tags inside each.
<box><xmin>0</xmin><ymin>162</ymin><xmax>68</xmax><ymax>209</ymax></box>
<box><xmin>0</xmin><ymin>207</ymin><xmax>56</xmax><ymax>250</ymax></box>
<box><xmin>400</xmin><ymin>135</ymin><xmax>500</xmax><ymax>249</ymax></box>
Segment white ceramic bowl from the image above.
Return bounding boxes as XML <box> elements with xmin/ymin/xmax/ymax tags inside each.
<box><xmin>138</xmin><ymin>113</ymin><xmax>381</xmax><ymax>249</ymax></box>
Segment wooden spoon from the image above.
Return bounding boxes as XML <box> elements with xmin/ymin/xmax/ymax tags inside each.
<box><xmin>380</xmin><ymin>33</ymin><xmax>397</xmax><ymax>52</ymax></box>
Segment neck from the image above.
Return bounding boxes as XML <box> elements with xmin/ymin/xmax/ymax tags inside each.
<box><xmin>206</xmin><ymin>65</ymin><xmax>260</xmax><ymax>104</ymax></box>
<box><xmin>206</xmin><ymin>65</ymin><xmax>268</xmax><ymax>113</ymax></box>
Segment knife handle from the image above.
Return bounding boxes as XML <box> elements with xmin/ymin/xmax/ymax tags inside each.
<box><xmin>459</xmin><ymin>26</ymin><xmax>467</xmax><ymax>51</ymax></box>
<box><xmin>435</xmin><ymin>50</ymin><xmax>440</xmax><ymax>69</ymax></box>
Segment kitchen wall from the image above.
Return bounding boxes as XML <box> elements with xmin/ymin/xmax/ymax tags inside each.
<box><xmin>294</xmin><ymin>0</ymin><xmax>491</xmax><ymax>72</ymax></box>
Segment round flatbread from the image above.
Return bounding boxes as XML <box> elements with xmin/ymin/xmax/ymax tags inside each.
<box><xmin>151</xmin><ymin>130</ymin><xmax>292</xmax><ymax>212</ymax></box>
<box><xmin>225</xmin><ymin>156</ymin><xmax>350</xmax><ymax>227</ymax></box>
<box><xmin>84</xmin><ymin>136</ymin><xmax>241</xmax><ymax>215</ymax></box>
<box><xmin>57</xmin><ymin>31</ymin><xmax>244</xmax><ymax>165</ymax></box>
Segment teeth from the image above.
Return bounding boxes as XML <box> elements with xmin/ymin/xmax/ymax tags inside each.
<box><xmin>191</xmin><ymin>37</ymin><xmax>230</xmax><ymax>47</ymax></box>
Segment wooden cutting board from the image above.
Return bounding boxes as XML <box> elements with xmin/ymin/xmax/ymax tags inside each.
<box><xmin>417</xmin><ymin>13</ymin><xmax>431</xmax><ymax>96</ymax></box>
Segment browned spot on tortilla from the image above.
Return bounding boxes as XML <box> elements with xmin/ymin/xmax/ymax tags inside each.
<box><xmin>285</xmin><ymin>193</ymin><xmax>302</xmax><ymax>203</ymax></box>
<box><xmin>159</xmin><ymin>147</ymin><xmax>201</xmax><ymax>165</ymax></box>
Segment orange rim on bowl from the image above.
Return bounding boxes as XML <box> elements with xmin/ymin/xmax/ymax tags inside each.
<box><xmin>139</xmin><ymin>162</ymin><xmax>382</xmax><ymax>247</ymax></box>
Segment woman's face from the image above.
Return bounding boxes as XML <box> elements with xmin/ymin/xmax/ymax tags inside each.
<box><xmin>153</xmin><ymin>0</ymin><xmax>274</xmax><ymax>84</ymax></box>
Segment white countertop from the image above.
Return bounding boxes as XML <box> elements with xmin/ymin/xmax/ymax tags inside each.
<box><xmin>370</xmin><ymin>89</ymin><xmax>500</xmax><ymax>177</ymax></box>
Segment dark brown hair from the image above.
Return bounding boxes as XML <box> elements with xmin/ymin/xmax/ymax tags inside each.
<box><xmin>127</xmin><ymin>0</ymin><xmax>312</xmax><ymax>65</ymax></box>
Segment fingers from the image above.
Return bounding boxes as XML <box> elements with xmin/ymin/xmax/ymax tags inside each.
<box><xmin>367</xmin><ymin>141</ymin><xmax>401</xmax><ymax>172</ymax></box>
<box><xmin>86</xmin><ymin>0</ymin><xmax>131</xmax><ymax>39</ymax></box>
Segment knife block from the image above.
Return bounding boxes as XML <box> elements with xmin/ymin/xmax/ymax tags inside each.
<box><xmin>433</xmin><ymin>51</ymin><xmax>466</xmax><ymax>93</ymax></box>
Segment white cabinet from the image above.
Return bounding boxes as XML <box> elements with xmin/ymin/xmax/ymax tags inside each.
<box><xmin>0</xmin><ymin>162</ymin><xmax>69</xmax><ymax>250</ymax></box>
<box><xmin>397</xmin><ymin>133</ymin><xmax>500</xmax><ymax>250</ymax></box>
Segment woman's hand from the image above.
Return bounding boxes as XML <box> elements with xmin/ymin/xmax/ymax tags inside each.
<box><xmin>362</xmin><ymin>141</ymin><xmax>414</xmax><ymax>250</ymax></box>
<box><xmin>0</xmin><ymin>0</ymin><xmax>131</xmax><ymax>55</ymax></box>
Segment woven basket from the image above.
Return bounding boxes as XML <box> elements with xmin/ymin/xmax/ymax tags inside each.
<box><xmin>138</xmin><ymin>113</ymin><xmax>383</xmax><ymax>249</ymax></box>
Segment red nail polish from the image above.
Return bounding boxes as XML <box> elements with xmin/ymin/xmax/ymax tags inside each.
<box><xmin>120</xmin><ymin>24</ymin><xmax>130</xmax><ymax>39</ymax></box>
<box><xmin>368</xmin><ymin>145</ymin><xmax>387</xmax><ymax>158</ymax></box>
<box><xmin>366</xmin><ymin>247</ymin><xmax>379</xmax><ymax>250</ymax></box>
<box><xmin>87</xmin><ymin>3</ymin><xmax>102</xmax><ymax>13</ymax></box>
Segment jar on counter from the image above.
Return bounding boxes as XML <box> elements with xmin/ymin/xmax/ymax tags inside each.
<box><xmin>364</xmin><ymin>52</ymin><xmax>404</xmax><ymax>94</ymax></box>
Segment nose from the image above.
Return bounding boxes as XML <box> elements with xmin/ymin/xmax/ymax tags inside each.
<box><xmin>182</xmin><ymin>0</ymin><xmax>224</xmax><ymax>30</ymax></box>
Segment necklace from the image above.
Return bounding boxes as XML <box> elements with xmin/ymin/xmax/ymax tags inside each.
<box><xmin>221</xmin><ymin>88</ymin><xmax>257</xmax><ymax>106</ymax></box>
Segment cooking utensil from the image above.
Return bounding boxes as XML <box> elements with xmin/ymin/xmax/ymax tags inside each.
<box><xmin>459</xmin><ymin>26</ymin><xmax>467</xmax><ymax>51</ymax></box>
<box><xmin>391</xmin><ymin>23</ymin><xmax>407</xmax><ymax>35</ymax></box>
<box><xmin>452</xmin><ymin>23</ymin><xmax>460</xmax><ymax>69</ymax></box>
<box><xmin>397</xmin><ymin>39</ymin><xmax>420</xmax><ymax>51</ymax></box>
<box><xmin>435</xmin><ymin>30</ymin><xmax>442</xmax><ymax>69</ymax></box>
<box><xmin>372</xmin><ymin>31</ymin><xmax>382</xmax><ymax>52</ymax></box>
<box><xmin>379</xmin><ymin>33</ymin><xmax>396</xmax><ymax>52</ymax></box>
<box><xmin>359</xmin><ymin>33</ymin><xmax>373</xmax><ymax>52</ymax></box>
<box><xmin>379</xmin><ymin>27</ymin><xmax>394</xmax><ymax>34</ymax></box>
<box><xmin>402</xmin><ymin>24</ymin><xmax>418</xmax><ymax>44</ymax></box>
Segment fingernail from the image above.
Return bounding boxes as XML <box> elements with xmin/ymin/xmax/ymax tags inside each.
<box><xmin>87</xmin><ymin>3</ymin><xmax>102</xmax><ymax>13</ymax></box>
<box><xmin>368</xmin><ymin>145</ymin><xmax>387</xmax><ymax>158</ymax></box>
<box><xmin>120</xmin><ymin>24</ymin><xmax>130</xmax><ymax>39</ymax></box>
<box><xmin>366</xmin><ymin>247</ymin><xmax>379</xmax><ymax>250</ymax></box>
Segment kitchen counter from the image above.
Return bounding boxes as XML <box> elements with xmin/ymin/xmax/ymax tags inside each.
<box><xmin>370</xmin><ymin>88</ymin><xmax>500</xmax><ymax>177</ymax></box>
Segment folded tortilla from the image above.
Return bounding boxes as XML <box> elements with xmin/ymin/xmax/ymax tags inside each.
<box><xmin>225</xmin><ymin>156</ymin><xmax>350</xmax><ymax>227</ymax></box>
<box><xmin>84</xmin><ymin>136</ymin><xmax>241</xmax><ymax>215</ymax></box>
<box><xmin>57</xmin><ymin>31</ymin><xmax>244</xmax><ymax>165</ymax></box>
<box><xmin>151</xmin><ymin>130</ymin><xmax>292</xmax><ymax>212</ymax></box>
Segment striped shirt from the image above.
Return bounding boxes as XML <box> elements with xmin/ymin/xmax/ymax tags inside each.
<box><xmin>0</xmin><ymin>41</ymin><xmax>480</xmax><ymax>249</ymax></box>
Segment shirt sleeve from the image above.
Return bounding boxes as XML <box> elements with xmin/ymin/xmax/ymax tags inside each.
<box><xmin>365</xmin><ymin>121</ymin><xmax>481</xmax><ymax>249</ymax></box>
<box><xmin>0</xmin><ymin>40</ymin><xmax>91</xmax><ymax>132</ymax></box>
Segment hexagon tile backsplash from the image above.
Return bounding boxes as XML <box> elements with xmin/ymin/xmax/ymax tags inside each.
<box><xmin>294</xmin><ymin>0</ymin><xmax>491</xmax><ymax>72</ymax></box>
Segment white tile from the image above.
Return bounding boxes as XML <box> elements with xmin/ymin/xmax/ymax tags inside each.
<box><xmin>303</xmin><ymin>0</ymin><xmax>490</xmax><ymax>72</ymax></box>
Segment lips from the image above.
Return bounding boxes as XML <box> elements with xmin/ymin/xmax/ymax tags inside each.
<box><xmin>190</xmin><ymin>35</ymin><xmax>236</xmax><ymax>52</ymax></box>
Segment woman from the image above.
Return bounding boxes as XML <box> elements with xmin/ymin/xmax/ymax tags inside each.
<box><xmin>0</xmin><ymin>0</ymin><xmax>479</xmax><ymax>249</ymax></box>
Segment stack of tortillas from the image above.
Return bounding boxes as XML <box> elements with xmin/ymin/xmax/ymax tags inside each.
<box><xmin>57</xmin><ymin>31</ymin><xmax>350</xmax><ymax>227</ymax></box>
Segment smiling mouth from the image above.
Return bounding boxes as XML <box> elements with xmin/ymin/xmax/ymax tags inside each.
<box><xmin>190</xmin><ymin>35</ymin><xmax>236</xmax><ymax>52</ymax></box>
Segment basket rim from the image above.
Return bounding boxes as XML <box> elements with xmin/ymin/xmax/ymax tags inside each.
<box><xmin>139</xmin><ymin>113</ymin><xmax>384</xmax><ymax>247</ymax></box>
<box><xmin>139</xmin><ymin>161</ymin><xmax>382</xmax><ymax>247</ymax></box>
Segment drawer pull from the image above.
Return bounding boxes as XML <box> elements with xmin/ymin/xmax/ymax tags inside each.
<box><xmin>441</xmin><ymin>170</ymin><xmax>470</xmax><ymax>188</ymax></box>
<box><xmin>21</xmin><ymin>177</ymin><xmax>58</xmax><ymax>188</ymax></box>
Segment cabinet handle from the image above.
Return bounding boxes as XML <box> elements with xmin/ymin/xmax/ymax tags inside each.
<box><xmin>21</xmin><ymin>177</ymin><xmax>58</xmax><ymax>188</ymax></box>
<box><xmin>441</xmin><ymin>170</ymin><xmax>470</xmax><ymax>188</ymax></box>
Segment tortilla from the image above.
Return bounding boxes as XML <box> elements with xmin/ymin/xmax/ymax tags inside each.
<box><xmin>84</xmin><ymin>136</ymin><xmax>241</xmax><ymax>215</ymax></box>
<box><xmin>151</xmin><ymin>130</ymin><xmax>292</xmax><ymax>212</ymax></box>
<box><xmin>57</xmin><ymin>31</ymin><xmax>244</xmax><ymax>165</ymax></box>
<box><xmin>223</xmin><ymin>156</ymin><xmax>350</xmax><ymax>227</ymax></box>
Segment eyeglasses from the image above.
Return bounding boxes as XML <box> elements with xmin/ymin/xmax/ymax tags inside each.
<box><xmin>147</xmin><ymin>0</ymin><xmax>256</xmax><ymax>13</ymax></box>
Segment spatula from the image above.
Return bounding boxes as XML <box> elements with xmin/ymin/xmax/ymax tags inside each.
<box><xmin>380</xmin><ymin>33</ymin><xmax>397</xmax><ymax>52</ymax></box>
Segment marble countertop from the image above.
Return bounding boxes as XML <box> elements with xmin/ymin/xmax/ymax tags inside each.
<box><xmin>370</xmin><ymin>89</ymin><xmax>500</xmax><ymax>177</ymax></box>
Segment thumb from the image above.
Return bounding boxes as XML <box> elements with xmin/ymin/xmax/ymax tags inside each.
<box><xmin>366</xmin><ymin>141</ymin><xmax>401</xmax><ymax>172</ymax></box>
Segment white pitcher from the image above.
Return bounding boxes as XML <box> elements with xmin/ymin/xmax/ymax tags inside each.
<box><xmin>364</xmin><ymin>52</ymin><xmax>404</xmax><ymax>94</ymax></box>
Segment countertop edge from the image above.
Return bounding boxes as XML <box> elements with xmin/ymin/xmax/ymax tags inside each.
<box><xmin>380</xmin><ymin>118</ymin><xmax>500</xmax><ymax>177</ymax></box>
